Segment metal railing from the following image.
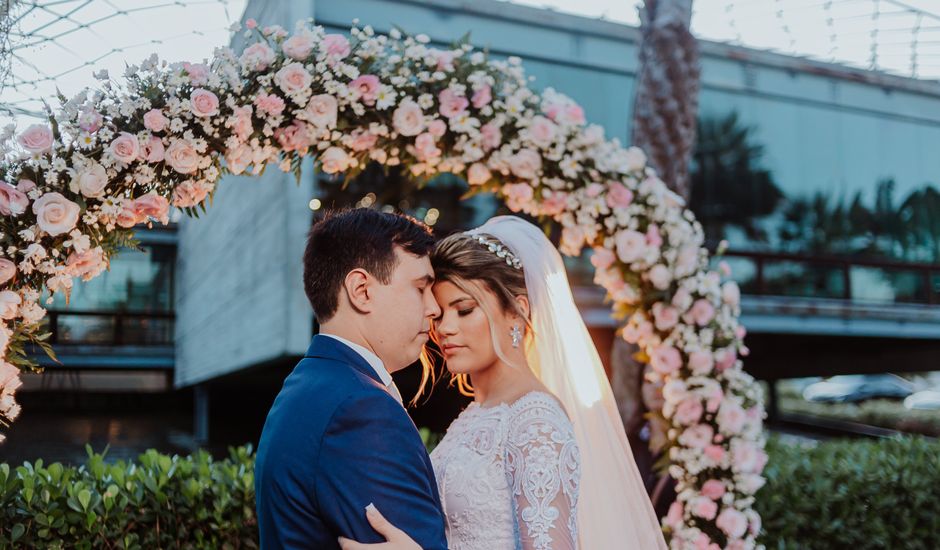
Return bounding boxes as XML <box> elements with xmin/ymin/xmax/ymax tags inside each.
<box><xmin>46</xmin><ymin>310</ymin><xmax>175</xmax><ymax>346</ymax></box>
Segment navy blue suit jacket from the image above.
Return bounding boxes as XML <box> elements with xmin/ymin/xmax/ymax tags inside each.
<box><xmin>255</xmin><ymin>335</ymin><xmax>447</xmax><ymax>549</ymax></box>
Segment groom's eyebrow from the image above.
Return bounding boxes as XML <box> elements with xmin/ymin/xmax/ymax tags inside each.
<box><xmin>415</xmin><ymin>274</ymin><xmax>434</xmax><ymax>285</ymax></box>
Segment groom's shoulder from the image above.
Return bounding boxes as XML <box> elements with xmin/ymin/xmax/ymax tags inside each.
<box><xmin>274</xmin><ymin>355</ymin><xmax>395</xmax><ymax>418</ymax></box>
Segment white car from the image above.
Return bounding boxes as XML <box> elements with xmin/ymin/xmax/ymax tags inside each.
<box><xmin>904</xmin><ymin>390</ymin><xmax>940</xmax><ymax>411</ymax></box>
<box><xmin>802</xmin><ymin>374</ymin><xmax>914</xmax><ymax>403</ymax></box>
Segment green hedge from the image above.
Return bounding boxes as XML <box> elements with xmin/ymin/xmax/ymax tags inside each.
<box><xmin>0</xmin><ymin>445</ymin><xmax>257</xmax><ymax>549</ymax></box>
<box><xmin>757</xmin><ymin>436</ymin><xmax>940</xmax><ymax>549</ymax></box>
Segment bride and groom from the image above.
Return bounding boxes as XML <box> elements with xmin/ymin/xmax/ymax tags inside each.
<box><xmin>255</xmin><ymin>208</ymin><xmax>667</xmax><ymax>549</ymax></box>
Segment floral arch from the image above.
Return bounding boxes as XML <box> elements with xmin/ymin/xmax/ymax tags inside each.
<box><xmin>0</xmin><ymin>19</ymin><xmax>766</xmax><ymax>549</ymax></box>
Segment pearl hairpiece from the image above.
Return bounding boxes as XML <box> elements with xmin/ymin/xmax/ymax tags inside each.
<box><xmin>468</xmin><ymin>234</ymin><xmax>523</xmax><ymax>270</ymax></box>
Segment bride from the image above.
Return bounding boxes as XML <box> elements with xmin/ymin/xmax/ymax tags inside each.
<box><xmin>340</xmin><ymin>216</ymin><xmax>667</xmax><ymax>550</ymax></box>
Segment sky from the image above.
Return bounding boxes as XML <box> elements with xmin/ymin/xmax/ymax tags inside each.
<box><xmin>1</xmin><ymin>0</ymin><xmax>938</xmax><ymax>124</ymax></box>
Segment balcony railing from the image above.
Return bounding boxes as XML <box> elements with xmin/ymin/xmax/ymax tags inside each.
<box><xmin>46</xmin><ymin>310</ymin><xmax>175</xmax><ymax>346</ymax></box>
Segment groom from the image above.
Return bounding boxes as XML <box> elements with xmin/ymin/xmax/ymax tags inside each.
<box><xmin>255</xmin><ymin>208</ymin><xmax>447</xmax><ymax>549</ymax></box>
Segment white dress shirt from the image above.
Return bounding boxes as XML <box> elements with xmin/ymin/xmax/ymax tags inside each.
<box><xmin>320</xmin><ymin>333</ymin><xmax>403</xmax><ymax>405</ymax></box>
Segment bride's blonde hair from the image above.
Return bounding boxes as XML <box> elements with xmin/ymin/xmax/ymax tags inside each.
<box><xmin>413</xmin><ymin>232</ymin><xmax>535</xmax><ymax>403</ymax></box>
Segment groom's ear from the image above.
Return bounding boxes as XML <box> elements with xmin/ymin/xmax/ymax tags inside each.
<box><xmin>343</xmin><ymin>268</ymin><xmax>374</xmax><ymax>314</ymax></box>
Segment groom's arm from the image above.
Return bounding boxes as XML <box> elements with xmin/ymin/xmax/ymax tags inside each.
<box><xmin>316</xmin><ymin>390</ymin><xmax>448</xmax><ymax>550</ymax></box>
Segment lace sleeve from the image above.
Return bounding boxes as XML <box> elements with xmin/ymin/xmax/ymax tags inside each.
<box><xmin>504</xmin><ymin>396</ymin><xmax>581</xmax><ymax>550</ymax></box>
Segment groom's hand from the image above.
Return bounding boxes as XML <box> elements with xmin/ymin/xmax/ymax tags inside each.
<box><xmin>338</xmin><ymin>503</ymin><xmax>423</xmax><ymax>550</ymax></box>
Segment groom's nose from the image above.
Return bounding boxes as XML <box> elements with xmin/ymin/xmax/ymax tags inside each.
<box><xmin>424</xmin><ymin>288</ymin><xmax>441</xmax><ymax>320</ymax></box>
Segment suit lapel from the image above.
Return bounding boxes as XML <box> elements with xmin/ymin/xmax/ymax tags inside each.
<box><xmin>304</xmin><ymin>334</ymin><xmax>384</xmax><ymax>386</ymax></box>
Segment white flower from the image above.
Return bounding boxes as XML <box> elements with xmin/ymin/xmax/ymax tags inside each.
<box><xmin>392</xmin><ymin>99</ymin><xmax>425</xmax><ymax>137</ymax></box>
<box><xmin>70</xmin><ymin>161</ymin><xmax>109</xmax><ymax>198</ymax></box>
<box><xmin>303</xmin><ymin>94</ymin><xmax>338</xmax><ymax>129</ymax></box>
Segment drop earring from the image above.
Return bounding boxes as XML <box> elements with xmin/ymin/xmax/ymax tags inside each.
<box><xmin>510</xmin><ymin>324</ymin><xmax>522</xmax><ymax>348</ymax></box>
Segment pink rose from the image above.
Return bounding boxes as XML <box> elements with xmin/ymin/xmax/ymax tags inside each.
<box><xmin>322</xmin><ymin>34</ymin><xmax>350</xmax><ymax>58</ymax></box>
<box><xmin>690</xmin><ymin>299</ymin><xmax>716</xmax><ymax>326</ymax></box>
<box><xmin>0</xmin><ymin>290</ymin><xmax>20</xmax><ymax>320</ymax></box>
<box><xmin>540</xmin><ymin>191</ymin><xmax>568</xmax><ymax>216</ymax></box>
<box><xmin>274</xmin><ymin>121</ymin><xmax>310</xmax><ymax>153</ymax></box>
<box><xmin>17</xmin><ymin>179</ymin><xmax>35</xmax><ymax>193</ymax></box>
<box><xmin>650</xmin><ymin>345</ymin><xmax>682</xmax><ymax>375</ymax></box>
<box><xmin>438</xmin><ymin>89</ymin><xmax>469</xmax><ymax>119</ymax></box>
<box><xmin>275</xmin><ymin>62</ymin><xmax>313</xmax><ymax>95</ymax></box>
<box><xmin>70</xmin><ymin>162</ymin><xmax>108</xmax><ymax>198</ymax></box>
<box><xmin>652</xmin><ymin>302</ymin><xmax>679</xmax><ymax>331</ymax></box>
<box><xmin>646</xmin><ymin>224</ymin><xmax>663</xmax><ymax>247</ymax></box>
<box><xmin>688</xmin><ymin>350</ymin><xmax>715</xmax><ymax>375</ymax></box>
<box><xmin>701</xmin><ymin>479</ymin><xmax>726</xmax><ymax>500</ymax></box>
<box><xmin>140</xmin><ymin>136</ymin><xmax>165</xmax><ymax>163</ymax></box>
<box><xmin>560</xmin><ymin>225</ymin><xmax>586</xmax><ymax>255</ymax></box>
<box><xmin>615</xmin><ymin>230</ymin><xmax>646</xmax><ymax>263</ymax></box>
<box><xmin>679</xmin><ymin>424</ymin><xmax>714</xmax><ymax>449</ymax></box>
<box><xmin>350</xmin><ymin>74</ymin><xmax>381</xmax><ymax>104</ymax></box>
<box><xmin>704</xmin><ymin>444</ymin><xmax>726</xmax><ymax>462</ymax></box>
<box><xmin>433</xmin><ymin>50</ymin><xmax>455</xmax><ymax>71</ymax></box>
<box><xmin>716</xmin><ymin>508</ymin><xmax>748</xmax><ymax>539</ymax></box>
<box><xmin>282</xmin><ymin>33</ymin><xmax>315</xmax><ymax>60</ymax></box>
<box><xmin>480</xmin><ymin>122</ymin><xmax>501</xmax><ymax>151</ymax></box>
<box><xmin>245</xmin><ymin>18</ymin><xmax>257</xmax><ymax>29</ymax></box>
<box><xmin>674</xmin><ymin>397</ymin><xmax>704</xmax><ymax>426</ymax></box>
<box><xmin>690</xmin><ymin>496</ymin><xmax>718</xmax><ymax>520</ymax></box>
<box><xmin>108</xmin><ymin>132</ymin><xmax>140</xmax><ymax>164</ymax></box>
<box><xmin>319</xmin><ymin>146</ymin><xmax>350</xmax><ymax>174</ymax></box>
<box><xmin>143</xmin><ymin>109</ymin><xmax>168</xmax><ymax>132</ymax></box>
<box><xmin>254</xmin><ymin>93</ymin><xmax>286</xmax><ymax>116</ymax></box>
<box><xmin>562</xmin><ymin>104</ymin><xmax>585</xmax><ymax>125</ymax></box>
<box><xmin>78</xmin><ymin>109</ymin><xmax>103</xmax><ymax>133</ymax></box>
<box><xmin>413</xmin><ymin>133</ymin><xmax>441</xmax><ymax>162</ymax></box>
<box><xmin>544</xmin><ymin>103</ymin><xmax>562</xmax><ymax>121</ymax></box>
<box><xmin>715</xmin><ymin>346</ymin><xmax>737</xmax><ymax>372</ymax></box>
<box><xmin>304</xmin><ymin>94</ymin><xmax>338</xmax><ymax>129</ymax></box>
<box><xmin>509</xmin><ymin>149</ymin><xmax>541</xmax><ymax>180</ymax></box>
<box><xmin>0</xmin><ymin>361</ymin><xmax>19</xmax><ymax>388</ymax></box>
<box><xmin>665</xmin><ymin>502</ymin><xmax>683</xmax><ymax>530</ymax></box>
<box><xmin>606</xmin><ymin>182</ymin><xmax>634</xmax><ymax>209</ymax></box>
<box><xmin>585</xmin><ymin>182</ymin><xmax>605</xmax><ymax>198</ymax></box>
<box><xmin>66</xmin><ymin>247</ymin><xmax>107</xmax><ymax>281</ymax></box>
<box><xmin>183</xmin><ymin>62</ymin><xmax>209</xmax><ymax>86</ymax></box>
<box><xmin>134</xmin><ymin>192</ymin><xmax>170</xmax><ymax>225</ymax></box>
<box><xmin>165</xmin><ymin>139</ymin><xmax>201</xmax><ymax>174</ymax></box>
<box><xmin>225</xmin><ymin>143</ymin><xmax>253</xmax><ymax>175</ymax></box>
<box><xmin>718</xmin><ymin>401</ymin><xmax>746</xmax><ymax>435</ymax></box>
<box><xmin>240</xmin><ymin>42</ymin><xmax>276</xmax><ymax>71</ymax></box>
<box><xmin>722</xmin><ymin>281</ymin><xmax>741</xmax><ymax>308</ymax></box>
<box><xmin>189</xmin><ymin>88</ymin><xmax>220</xmax><ymax>117</ymax></box>
<box><xmin>590</xmin><ymin>247</ymin><xmax>616</xmax><ymax>270</ymax></box>
<box><xmin>471</xmin><ymin>84</ymin><xmax>492</xmax><ymax>109</ymax></box>
<box><xmin>172</xmin><ymin>180</ymin><xmax>211</xmax><ymax>208</ymax></box>
<box><xmin>18</xmin><ymin>124</ymin><xmax>54</xmax><ymax>154</ymax></box>
<box><xmin>392</xmin><ymin>100</ymin><xmax>425</xmax><ymax>137</ymax></box>
<box><xmin>427</xmin><ymin>119</ymin><xmax>447</xmax><ymax>138</ymax></box>
<box><xmin>0</xmin><ymin>181</ymin><xmax>29</xmax><ymax>216</ymax></box>
<box><xmin>467</xmin><ymin>163</ymin><xmax>491</xmax><ymax>186</ymax></box>
<box><xmin>648</xmin><ymin>264</ymin><xmax>672</xmax><ymax>291</ymax></box>
<box><xmin>115</xmin><ymin>200</ymin><xmax>141</xmax><ymax>228</ymax></box>
<box><xmin>345</xmin><ymin>130</ymin><xmax>376</xmax><ymax>152</ymax></box>
<box><xmin>502</xmin><ymin>183</ymin><xmax>534</xmax><ymax>213</ymax></box>
<box><xmin>0</xmin><ymin>259</ymin><xmax>15</xmax><ymax>286</ymax></box>
<box><xmin>32</xmin><ymin>192</ymin><xmax>80</xmax><ymax>236</ymax></box>
<box><xmin>527</xmin><ymin>116</ymin><xmax>556</xmax><ymax>148</ymax></box>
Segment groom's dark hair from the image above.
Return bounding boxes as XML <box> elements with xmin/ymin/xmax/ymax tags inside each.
<box><xmin>303</xmin><ymin>208</ymin><xmax>435</xmax><ymax>321</ymax></box>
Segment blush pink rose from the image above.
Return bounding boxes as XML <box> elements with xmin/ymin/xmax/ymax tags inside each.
<box><xmin>690</xmin><ymin>496</ymin><xmax>718</xmax><ymax>520</ymax></box>
<box><xmin>674</xmin><ymin>397</ymin><xmax>704</xmax><ymax>426</ymax></box>
<box><xmin>0</xmin><ymin>290</ymin><xmax>20</xmax><ymax>320</ymax></box>
<box><xmin>716</xmin><ymin>508</ymin><xmax>748</xmax><ymax>539</ymax></box>
<box><xmin>304</xmin><ymin>94</ymin><xmax>338</xmax><ymax>129</ymax></box>
<box><xmin>164</xmin><ymin>139</ymin><xmax>200</xmax><ymax>174</ymax></box>
<box><xmin>254</xmin><ymin>93</ymin><xmax>286</xmax><ymax>116</ymax></box>
<box><xmin>606</xmin><ymin>181</ymin><xmax>634</xmax><ymax>209</ymax></box>
<box><xmin>282</xmin><ymin>33</ymin><xmax>315</xmax><ymax>60</ymax></box>
<box><xmin>652</xmin><ymin>302</ymin><xmax>679</xmax><ymax>332</ymax></box>
<box><xmin>509</xmin><ymin>149</ymin><xmax>541</xmax><ymax>180</ymax></box>
<box><xmin>590</xmin><ymin>247</ymin><xmax>616</xmax><ymax>270</ymax></box>
<box><xmin>438</xmin><ymin>89</ymin><xmax>469</xmax><ymax>119</ymax></box>
<box><xmin>240</xmin><ymin>42</ymin><xmax>276</xmax><ymax>71</ymax></box>
<box><xmin>646</xmin><ymin>224</ymin><xmax>663</xmax><ymax>247</ymax></box>
<box><xmin>650</xmin><ymin>345</ymin><xmax>682</xmax><ymax>375</ymax></box>
<box><xmin>66</xmin><ymin>247</ymin><xmax>107</xmax><ymax>281</ymax></box>
<box><xmin>274</xmin><ymin>121</ymin><xmax>310</xmax><ymax>153</ymax></box>
<box><xmin>471</xmin><ymin>84</ymin><xmax>492</xmax><ymax>109</ymax></box>
<box><xmin>32</xmin><ymin>192</ymin><xmax>80</xmax><ymax>236</ymax></box>
<box><xmin>705</xmin><ymin>444</ymin><xmax>726</xmax><ymax>462</ymax></box>
<box><xmin>0</xmin><ymin>361</ymin><xmax>19</xmax><ymax>388</ymax></box>
<box><xmin>717</xmin><ymin>401</ymin><xmax>746</xmax><ymax>435</ymax></box>
<box><xmin>116</xmin><ymin>200</ymin><xmax>141</xmax><ymax>228</ymax></box>
<box><xmin>143</xmin><ymin>109</ymin><xmax>168</xmax><ymax>132</ymax></box>
<box><xmin>540</xmin><ymin>191</ymin><xmax>568</xmax><ymax>216</ymax></box>
<box><xmin>690</xmin><ymin>299</ymin><xmax>716</xmax><ymax>326</ymax></box>
<box><xmin>723</xmin><ymin>281</ymin><xmax>741</xmax><ymax>308</ymax></box>
<box><xmin>679</xmin><ymin>424</ymin><xmax>714</xmax><ymax>449</ymax></box>
<box><xmin>427</xmin><ymin>119</ymin><xmax>447</xmax><ymax>138</ymax></box>
<box><xmin>413</xmin><ymin>132</ymin><xmax>441</xmax><ymax>161</ymax></box>
<box><xmin>701</xmin><ymin>479</ymin><xmax>726</xmax><ymax>500</ymax></box>
<box><xmin>275</xmin><ymin>62</ymin><xmax>313</xmax><ymax>95</ymax></box>
<box><xmin>172</xmin><ymin>181</ymin><xmax>211</xmax><ymax>208</ymax></box>
<box><xmin>480</xmin><ymin>122</ymin><xmax>501</xmax><ymax>151</ymax></box>
<box><xmin>0</xmin><ymin>259</ymin><xmax>15</xmax><ymax>286</ymax></box>
<box><xmin>108</xmin><ymin>132</ymin><xmax>140</xmax><ymax>164</ymax></box>
<box><xmin>563</xmin><ymin>104</ymin><xmax>585</xmax><ymax>125</ymax></box>
<box><xmin>322</xmin><ymin>34</ymin><xmax>350</xmax><ymax>58</ymax></box>
<box><xmin>714</xmin><ymin>346</ymin><xmax>738</xmax><ymax>372</ymax></box>
<box><xmin>502</xmin><ymin>183</ymin><xmax>534</xmax><ymax>212</ymax></box>
<box><xmin>183</xmin><ymin>62</ymin><xmax>209</xmax><ymax>86</ymax></box>
<box><xmin>665</xmin><ymin>502</ymin><xmax>683</xmax><ymax>530</ymax></box>
<box><xmin>189</xmin><ymin>88</ymin><xmax>220</xmax><ymax>117</ymax></box>
<box><xmin>0</xmin><ymin>181</ymin><xmax>29</xmax><ymax>216</ymax></box>
<box><xmin>349</xmin><ymin>130</ymin><xmax>378</xmax><ymax>152</ymax></box>
<box><xmin>140</xmin><ymin>136</ymin><xmax>165</xmax><ymax>163</ymax></box>
<box><xmin>467</xmin><ymin>163</ymin><xmax>491</xmax><ymax>186</ymax></box>
<box><xmin>17</xmin><ymin>124</ymin><xmax>54</xmax><ymax>154</ymax></box>
<box><xmin>319</xmin><ymin>146</ymin><xmax>350</xmax><ymax>174</ymax></box>
<box><xmin>688</xmin><ymin>350</ymin><xmax>715</xmax><ymax>375</ymax></box>
<box><xmin>225</xmin><ymin>143</ymin><xmax>253</xmax><ymax>175</ymax></box>
<box><xmin>134</xmin><ymin>192</ymin><xmax>170</xmax><ymax>225</ymax></box>
<box><xmin>526</xmin><ymin>116</ymin><xmax>556</xmax><ymax>148</ymax></box>
<box><xmin>350</xmin><ymin>75</ymin><xmax>381</xmax><ymax>104</ymax></box>
<box><xmin>614</xmin><ymin>229</ymin><xmax>646</xmax><ymax>263</ymax></box>
<box><xmin>78</xmin><ymin>109</ymin><xmax>103</xmax><ymax>133</ymax></box>
<box><xmin>70</xmin><ymin>162</ymin><xmax>108</xmax><ymax>198</ymax></box>
<box><xmin>585</xmin><ymin>182</ymin><xmax>605</xmax><ymax>197</ymax></box>
<box><xmin>392</xmin><ymin>100</ymin><xmax>425</xmax><ymax>137</ymax></box>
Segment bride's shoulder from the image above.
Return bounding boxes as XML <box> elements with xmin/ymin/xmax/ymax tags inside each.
<box><xmin>507</xmin><ymin>391</ymin><xmax>574</xmax><ymax>431</ymax></box>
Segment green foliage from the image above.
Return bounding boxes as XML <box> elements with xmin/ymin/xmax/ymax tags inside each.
<box><xmin>757</xmin><ymin>436</ymin><xmax>940</xmax><ymax>549</ymax></box>
<box><xmin>0</xmin><ymin>445</ymin><xmax>257</xmax><ymax>549</ymax></box>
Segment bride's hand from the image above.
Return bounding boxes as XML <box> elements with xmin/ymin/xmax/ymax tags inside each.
<box><xmin>338</xmin><ymin>503</ymin><xmax>422</xmax><ymax>550</ymax></box>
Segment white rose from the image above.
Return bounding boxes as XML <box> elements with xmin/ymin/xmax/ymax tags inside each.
<box><xmin>274</xmin><ymin>62</ymin><xmax>313</xmax><ymax>95</ymax></box>
<box><xmin>648</xmin><ymin>264</ymin><xmax>673</xmax><ymax>290</ymax></box>
<box><xmin>625</xmin><ymin>146</ymin><xmax>647</xmax><ymax>172</ymax></box>
<box><xmin>70</xmin><ymin>162</ymin><xmax>108</xmax><ymax>198</ymax></box>
<box><xmin>304</xmin><ymin>94</ymin><xmax>338</xmax><ymax>129</ymax></box>
<box><xmin>31</xmin><ymin>192</ymin><xmax>80</xmax><ymax>236</ymax></box>
<box><xmin>392</xmin><ymin>99</ymin><xmax>425</xmax><ymax>137</ymax></box>
<box><xmin>320</xmin><ymin>146</ymin><xmax>350</xmax><ymax>174</ymax></box>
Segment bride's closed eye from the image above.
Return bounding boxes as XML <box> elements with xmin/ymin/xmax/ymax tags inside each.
<box><xmin>457</xmin><ymin>307</ymin><xmax>475</xmax><ymax>316</ymax></box>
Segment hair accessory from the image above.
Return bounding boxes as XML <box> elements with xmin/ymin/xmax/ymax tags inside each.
<box><xmin>470</xmin><ymin>234</ymin><xmax>523</xmax><ymax>270</ymax></box>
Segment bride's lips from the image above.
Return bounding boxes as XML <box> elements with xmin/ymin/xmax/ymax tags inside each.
<box><xmin>442</xmin><ymin>343</ymin><xmax>465</xmax><ymax>356</ymax></box>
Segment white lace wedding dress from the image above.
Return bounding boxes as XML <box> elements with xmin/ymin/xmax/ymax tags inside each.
<box><xmin>430</xmin><ymin>391</ymin><xmax>581</xmax><ymax>550</ymax></box>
